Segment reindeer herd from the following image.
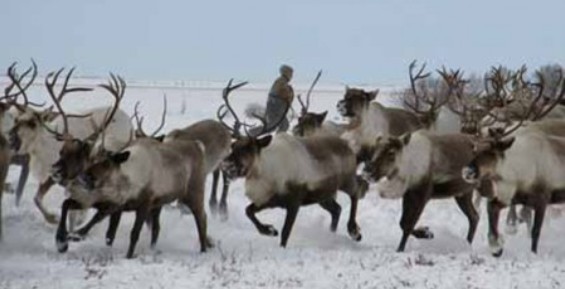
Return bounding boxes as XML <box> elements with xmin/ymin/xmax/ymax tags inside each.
<box><xmin>0</xmin><ymin>60</ymin><xmax>565</xmax><ymax>260</ymax></box>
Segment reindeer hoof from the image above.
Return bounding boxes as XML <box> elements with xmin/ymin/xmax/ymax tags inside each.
<box><xmin>412</xmin><ymin>227</ymin><xmax>434</xmax><ymax>239</ymax></box>
<box><xmin>348</xmin><ymin>223</ymin><xmax>362</xmax><ymax>241</ymax></box>
<box><xmin>492</xmin><ymin>248</ymin><xmax>503</xmax><ymax>258</ymax></box>
<box><xmin>67</xmin><ymin>233</ymin><xmax>85</xmax><ymax>242</ymax></box>
<box><xmin>259</xmin><ymin>225</ymin><xmax>278</xmax><ymax>237</ymax></box>
<box><xmin>206</xmin><ymin>237</ymin><xmax>215</xmax><ymax>248</ymax></box>
<box><xmin>56</xmin><ymin>239</ymin><xmax>69</xmax><ymax>253</ymax></box>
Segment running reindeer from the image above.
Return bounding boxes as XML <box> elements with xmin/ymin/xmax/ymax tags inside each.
<box><xmin>337</xmin><ymin>61</ymin><xmax>447</xmax><ymax>163</ymax></box>
<box><xmin>9</xmin><ymin>68</ymin><xmax>133</xmax><ymax>224</ymax></box>
<box><xmin>56</xmin><ymin>85</ymin><xmax>213</xmax><ymax>258</ymax></box>
<box><xmin>462</xmin><ymin>67</ymin><xmax>565</xmax><ymax>257</ymax></box>
<box><xmin>220</xmin><ymin>79</ymin><xmax>366</xmax><ymax>247</ymax></box>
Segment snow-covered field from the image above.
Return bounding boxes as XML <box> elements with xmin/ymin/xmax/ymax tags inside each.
<box><xmin>1</xmin><ymin>80</ymin><xmax>565</xmax><ymax>289</ymax></box>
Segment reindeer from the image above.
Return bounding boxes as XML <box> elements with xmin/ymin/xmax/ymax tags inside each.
<box><xmin>2</xmin><ymin>61</ymin><xmax>39</xmax><ymax>206</ymax></box>
<box><xmin>446</xmin><ymin>66</ymin><xmax>565</xmax><ymax>233</ymax></box>
<box><xmin>291</xmin><ymin>71</ymin><xmax>349</xmax><ymax>137</ymax></box>
<box><xmin>8</xmin><ymin>69</ymin><xmax>133</xmax><ymax>224</ymax></box>
<box><xmin>220</xmin><ymin>80</ymin><xmax>365</xmax><ymax>247</ymax></box>
<box><xmin>59</xmin><ymin>112</ymin><xmax>211</xmax><ymax>258</ymax></box>
<box><xmin>53</xmin><ymin>94</ymin><xmax>169</xmax><ymax>252</ymax></box>
<box><xmin>361</xmin><ymin>130</ymin><xmax>480</xmax><ymax>252</ymax></box>
<box><xmin>461</xmin><ymin>73</ymin><xmax>565</xmax><ymax>256</ymax></box>
<box><xmin>337</xmin><ymin>61</ymin><xmax>446</xmax><ymax>163</ymax></box>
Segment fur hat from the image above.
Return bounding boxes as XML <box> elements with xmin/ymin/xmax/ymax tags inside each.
<box><xmin>279</xmin><ymin>64</ymin><xmax>293</xmax><ymax>80</ymax></box>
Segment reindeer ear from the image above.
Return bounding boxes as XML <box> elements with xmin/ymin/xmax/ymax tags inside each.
<box><xmin>154</xmin><ymin>135</ymin><xmax>165</xmax><ymax>142</ymax></box>
<box><xmin>400</xmin><ymin>133</ymin><xmax>411</xmax><ymax>146</ymax></box>
<box><xmin>368</xmin><ymin>89</ymin><xmax>379</xmax><ymax>101</ymax></box>
<box><xmin>256</xmin><ymin>135</ymin><xmax>272</xmax><ymax>149</ymax></box>
<box><xmin>496</xmin><ymin>137</ymin><xmax>515</xmax><ymax>151</ymax></box>
<box><xmin>110</xmin><ymin>151</ymin><xmax>130</xmax><ymax>164</ymax></box>
<box><xmin>316</xmin><ymin>111</ymin><xmax>328</xmax><ymax>123</ymax></box>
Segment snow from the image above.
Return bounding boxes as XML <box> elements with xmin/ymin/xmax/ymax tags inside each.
<box><xmin>1</xmin><ymin>80</ymin><xmax>565</xmax><ymax>289</ymax></box>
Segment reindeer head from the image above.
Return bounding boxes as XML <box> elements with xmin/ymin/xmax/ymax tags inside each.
<box><xmin>217</xmin><ymin>79</ymin><xmax>288</xmax><ymax>179</ymax></box>
<box><xmin>50</xmin><ymin>73</ymin><xmax>128</xmax><ymax>185</ymax></box>
<box><xmin>362</xmin><ymin>134</ymin><xmax>411</xmax><ymax>183</ymax></box>
<box><xmin>336</xmin><ymin>87</ymin><xmax>378</xmax><ymax>117</ymax></box>
<box><xmin>223</xmin><ymin>135</ymin><xmax>272</xmax><ymax>179</ymax></box>
<box><xmin>462</xmin><ymin>135</ymin><xmax>515</xmax><ymax>184</ymax></box>
<box><xmin>292</xmin><ymin>111</ymin><xmax>327</xmax><ymax>136</ymax></box>
<box><xmin>76</xmin><ymin>150</ymin><xmax>130</xmax><ymax>191</ymax></box>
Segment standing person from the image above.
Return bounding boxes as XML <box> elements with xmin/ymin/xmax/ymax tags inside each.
<box><xmin>259</xmin><ymin>64</ymin><xmax>295</xmax><ymax>134</ymax></box>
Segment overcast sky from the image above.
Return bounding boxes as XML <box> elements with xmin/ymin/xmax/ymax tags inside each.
<box><xmin>2</xmin><ymin>0</ymin><xmax>564</xmax><ymax>85</ymax></box>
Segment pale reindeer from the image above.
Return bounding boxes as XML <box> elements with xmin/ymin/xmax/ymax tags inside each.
<box><xmin>221</xmin><ymin>81</ymin><xmax>365</xmax><ymax>247</ymax></box>
<box><xmin>291</xmin><ymin>70</ymin><xmax>349</xmax><ymax>137</ymax></box>
<box><xmin>445</xmin><ymin>66</ymin><xmax>565</xmax><ymax>233</ymax></box>
<box><xmin>361</xmin><ymin>131</ymin><xmax>480</xmax><ymax>252</ymax></box>
<box><xmin>8</xmin><ymin>69</ymin><xmax>133</xmax><ymax>224</ymax></box>
<box><xmin>54</xmin><ymin>95</ymin><xmax>168</xmax><ymax>252</ymax></box>
<box><xmin>2</xmin><ymin>61</ymin><xmax>39</xmax><ymax>206</ymax></box>
<box><xmin>337</xmin><ymin>61</ymin><xmax>446</xmax><ymax>163</ymax></box>
<box><xmin>59</xmin><ymin>109</ymin><xmax>211</xmax><ymax>258</ymax></box>
<box><xmin>462</xmin><ymin>74</ymin><xmax>565</xmax><ymax>257</ymax></box>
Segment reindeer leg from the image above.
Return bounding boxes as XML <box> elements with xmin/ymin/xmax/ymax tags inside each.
<box><xmin>505</xmin><ymin>204</ymin><xmax>519</xmax><ymax>235</ymax></box>
<box><xmin>397</xmin><ymin>187</ymin><xmax>430</xmax><ymax>252</ymax></box>
<box><xmin>319</xmin><ymin>198</ymin><xmax>341</xmax><ymax>232</ymax></box>
<box><xmin>34</xmin><ymin>178</ymin><xmax>57</xmax><ymax>224</ymax></box>
<box><xmin>280</xmin><ymin>203</ymin><xmax>300</xmax><ymax>248</ymax></box>
<box><xmin>347</xmin><ymin>193</ymin><xmax>362</xmax><ymax>242</ymax></box>
<box><xmin>69</xmin><ymin>209</ymin><xmax>112</xmax><ymax>242</ymax></box>
<box><xmin>126</xmin><ymin>207</ymin><xmax>149</xmax><ymax>259</ymax></box>
<box><xmin>219</xmin><ymin>170</ymin><xmax>230</xmax><ymax>221</ymax></box>
<box><xmin>105</xmin><ymin>211</ymin><xmax>122</xmax><ymax>246</ymax></box>
<box><xmin>455</xmin><ymin>192</ymin><xmax>479</xmax><ymax>244</ymax></box>
<box><xmin>149</xmin><ymin>206</ymin><xmax>162</xmax><ymax>249</ymax></box>
<box><xmin>55</xmin><ymin>198</ymin><xmax>83</xmax><ymax>253</ymax></box>
<box><xmin>245</xmin><ymin>203</ymin><xmax>278</xmax><ymax>237</ymax></box>
<box><xmin>487</xmin><ymin>199</ymin><xmax>504</xmax><ymax>257</ymax></box>
<box><xmin>209</xmin><ymin>169</ymin><xmax>220</xmax><ymax>215</ymax></box>
<box><xmin>531</xmin><ymin>203</ymin><xmax>547</xmax><ymax>254</ymax></box>
<box><xmin>14</xmin><ymin>154</ymin><xmax>29</xmax><ymax>207</ymax></box>
<box><xmin>519</xmin><ymin>206</ymin><xmax>533</xmax><ymax>233</ymax></box>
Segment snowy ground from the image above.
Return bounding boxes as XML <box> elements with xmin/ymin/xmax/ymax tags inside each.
<box><xmin>1</xmin><ymin>80</ymin><xmax>565</xmax><ymax>289</ymax></box>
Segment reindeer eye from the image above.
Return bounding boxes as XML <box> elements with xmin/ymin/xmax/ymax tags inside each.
<box><xmin>27</xmin><ymin>121</ymin><xmax>37</xmax><ymax>129</ymax></box>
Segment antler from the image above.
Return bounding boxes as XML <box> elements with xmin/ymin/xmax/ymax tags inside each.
<box><xmin>217</xmin><ymin>78</ymin><xmax>248</xmax><ymax>136</ymax></box>
<box><xmin>82</xmin><ymin>74</ymin><xmax>127</xmax><ymax>144</ymax></box>
<box><xmin>3</xmin><ymin>60</ymin><xmax>44</xmax><ymax>108</ymax></box>
<box><xmin>133</xmin><ymin>94</ymin><xmax>167</xmax><ymax>138</ymax></box>
<box><xmin>404</xmin><ymin>60</ymin><xmax>450</xmax><ymax>118</ymax></box>
<box><xmin>43</xmin><ymin>67</ymin><xmax>93</xmax><ymax>138</ymax></box>
<box><xmin>297</xmin><ymin>70</ymin><xmax>323</xmax><ymax>115</ymax></box>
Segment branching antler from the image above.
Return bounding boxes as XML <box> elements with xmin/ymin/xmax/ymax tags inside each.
<box><xmin>217</xmin><ymin>78</ymin><xmax>248</xmax><ymax>137</ymax></box>
<box><xmin>43</xmin><ymin>67</ymin><xmax>93</xmax><ymax>138</ymax></box>
<box><xmin>403</xmin><ymin>60</ymin><xmax>450</xmax><ymax>120</ymax></box>
<box><xmin>3</xmin><ymin>60</ymin><xmax>44</xmax><ymax>108</ymax></box>
<box><xmin>133</xmin><ymin>94</ymin><xmax>167</xmax><ymax>138</ymax></box>
<box><xmin>297</xmin><ymin>70</ymin><xmax>322</xmax><ymax>115</ymax></box>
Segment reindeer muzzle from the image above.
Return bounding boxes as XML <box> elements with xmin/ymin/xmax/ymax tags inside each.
<box><xmin>336</xmin><ymin>100</ymin><xmax>348</xmax><ymax>117</ymax></box>
<box><xmin>77</xmin><ymin>173</ymin><xmax>95</xmax><ymax>191</ymax></box>
<box><xmin>462</xmin><ymin>165</ymin><xmax>479</xmax><ymax>184</ymax></box>
<box><xmin>8</xmin><ymin>129</ymin><xmax>21</xmax><ymax>152</ymax></box>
